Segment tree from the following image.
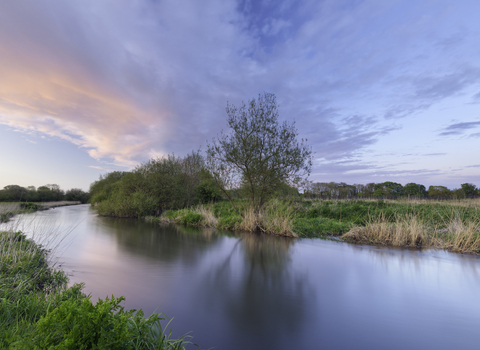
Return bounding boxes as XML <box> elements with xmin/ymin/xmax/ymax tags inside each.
<box><xmin>374</xmin><ymin>182</ymin><xmax>404</xmax><ymax>197</ymax></box>
<box><xmin>404</xmin><ymin>183</ymin><xmax>427</xmax><ymax>196</ymax></box>
<box><xmin>65</xmin><ymin>188</ymin><xmax>90</xmax><ymax>203</ymax></box>
<box><xmin>206</xmin><ymin>92</ymin><xmax>312</xmax><ymax>216</ymax></box>
<box><xmin>427</xmin><ymin>185</ymin><xmax>451</xmax><ymax>198</ymax></box>
<box><xmin>461</xmin><ymin>183</ymin><xmax>477</xmax><ymax>197</ymax></box>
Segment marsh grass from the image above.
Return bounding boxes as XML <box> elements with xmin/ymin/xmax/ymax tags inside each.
<box><xmin>342</xmin><ymin>209</ymin><xmax>480</xmax><ymax>254</ymax></box>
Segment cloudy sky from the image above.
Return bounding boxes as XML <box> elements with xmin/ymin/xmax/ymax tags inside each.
<box><xmin>1</xmin><ymin>0</ymin><xmax>479</xmax><ymax>191</ymax></box>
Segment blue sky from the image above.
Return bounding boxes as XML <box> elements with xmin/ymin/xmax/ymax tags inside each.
<box><xmin>0</xmin><ymin>0</ymin><xmax>479</xmax><ymax>191</ymax></box>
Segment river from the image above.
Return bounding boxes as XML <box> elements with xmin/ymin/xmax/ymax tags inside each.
<box><xmin>3</xmin><ymin>204</ymin><xmax>480</xmax><ymax>349</ymax></box>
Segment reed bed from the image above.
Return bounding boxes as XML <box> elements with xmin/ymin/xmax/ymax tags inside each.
<box><xmin>342</xmin><ymin>212</ymin><xmax>480</xmax><ymax>254</ymax></box>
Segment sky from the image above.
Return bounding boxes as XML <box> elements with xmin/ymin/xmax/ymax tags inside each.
<box><xmin>1</xmin><ymin>0</ymin><xmax>479</xmax><ymax>191</ymax></box>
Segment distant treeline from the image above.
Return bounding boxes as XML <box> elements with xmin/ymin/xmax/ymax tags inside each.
<box><xmin>0</xmin><ymin>184</ymin><xmax>90</xmax><ymax>203</ymax></box>
<box><xmin>303</xmin><ymin>181</ymin><xmax>479</xmax><ymax>199</ymax></box>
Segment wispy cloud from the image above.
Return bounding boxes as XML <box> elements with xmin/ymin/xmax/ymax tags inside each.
<box><xmin>439</xmin><ymin>121</ymin><xmax>480</xmax><ymax>136</ymax></box>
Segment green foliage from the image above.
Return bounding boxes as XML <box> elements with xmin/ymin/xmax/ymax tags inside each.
<box><xmin>31</xmin><ymin>295</ymin><xmax>143</xmax><ymax>349</ymax></box>
<box><xmin>179</xmin><ymin>212</ymin><xmax>203</xmax><ymax>225</ymax></box>
<box><xmin>403</xmin><ymin>183</ymin><xmax>427</xmax><ymax>196</ymax></box>
<box><xmin>461</xmin><ymin>183</ymin><xmax>477</xmax><ymax>196</ymax></box>
<box><xmin>452</xmin><ymin>188</ymin><xmax>466</xmax><ymax>199</ymax></box>
<box><xmin>0</xmin><ymin>212</ymin><xmax>15</xmax><ymax>223</ymax></box>
<box><xmin>65</xmin><ymin>188</ymin><xmax>90</xmax><ymax>203</ymax></box>
<box><xmin>91</xmin><ymin>153</ymin><xmax>206</xmax><ymax>218</ymax></box>
<box><xmin>217</xmin><ymin>214</ymin><xmax>243</xmax><ymax>230</ymax></box>
<box><xmin>89</xmin><ymin>171</ymin><xmax>127</xmax><ymax>204</ymax></box>
<box><xmin>428</xmin><ymin>185</ymin><xmax>451</xmax><ymax>198</ymax></box>
<box><xmin>0</xmin><ymin>184</ymin><xmax>68</xmax><ymax>202</ymax></box>
<box><xmin>206</xmin><ymin>92</ymin><xmax>312</xmax><ymax>214</ymax></box>
<box><xmin>19</xmin><ymin>202</ymin><xmax>39</xmax><ymax>210</ymax></box>
<box><xmin>293</xmin><ymin>218</ymin><xmax>352</xmax><ymax>237</ymax></box>
<box><xmin>374</xmin><ymin>182</ymin><xmax>404</xmax><ymax>197</ymax></box>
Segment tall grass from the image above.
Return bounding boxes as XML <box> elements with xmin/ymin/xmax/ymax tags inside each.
<box><xmin>342</xmin><ymin>210</ymin><xmax>480</xmax><ymax>254</ymax></box>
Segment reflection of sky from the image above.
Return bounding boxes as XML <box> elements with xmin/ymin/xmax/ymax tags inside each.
<box><xmin>295</xmin><ymin>240</ymin><xmax>480</xmax><ymax>349</ymax></box>
<box><xmin>1</xmin><ymin>0</ymin><xmax>480</xmax><ymax>190</ymax></box>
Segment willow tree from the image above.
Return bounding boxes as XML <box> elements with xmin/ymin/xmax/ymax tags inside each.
<box><xmin>206</xmin><ymin>92</ymin><xmax>312</xmax><ymax>217</ymax></box>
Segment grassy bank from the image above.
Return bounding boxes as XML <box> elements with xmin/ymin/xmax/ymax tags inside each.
<box><xmin>151</xmin><ymin>198</ymin><xmax>480</xmax><ymax>254</ymax></box>
<box><xmin>0</xmin><ymin>201</ymin><xmax>81</xmax><ymax>223</ymax></box>
<box><xmin>0</xmin><ymin>230</ymin><xmax>193</xmax><ymax>349</ymax></box>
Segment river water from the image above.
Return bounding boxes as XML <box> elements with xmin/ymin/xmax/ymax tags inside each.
<box><xmin>3</xmin><ymin>204</ymin><xmax>480</xmax><ymax>349</ymax></box>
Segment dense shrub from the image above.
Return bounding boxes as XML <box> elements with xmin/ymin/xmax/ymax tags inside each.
<box><xmin>91</xmin><ymin>153</ymin><xmax>206</xmax><ymax>218</ymax></box>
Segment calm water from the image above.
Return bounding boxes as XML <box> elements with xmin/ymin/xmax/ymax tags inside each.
<box><xmin>4</xmin><ymin>204</ymin><xmax>480</xmax><ymax>349</ymax></box>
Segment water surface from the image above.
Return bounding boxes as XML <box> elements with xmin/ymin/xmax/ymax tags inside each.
<box><xmin>4</xmin><ymin>204</ymin><xmax>480</xmax><ymax>350</ymax></box>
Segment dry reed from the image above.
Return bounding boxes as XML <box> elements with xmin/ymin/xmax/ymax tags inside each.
<box><xmin>192</xmin><ymin>206</ymin><xmax>218</xmax><ymax>226</ymax></box>
<box><xmin>342</xmin><ymin>212</ymin><xmax>480</xmax><ymax>254</ymax></box>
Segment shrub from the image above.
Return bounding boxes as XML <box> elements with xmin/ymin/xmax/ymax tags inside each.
<box><xmin>217</xmin><ymin>215</ymin><xmax>243</xmax><ymax>230</ymax></box>
<box><xmin>179</xmin><ymin>212</ymin><xmax>203</xmax><ymax>225</ymax></box>
<box><xmin>29</xmin><ymin>295</ymin><xmax>145</xmax><ymax>349</ymax></box>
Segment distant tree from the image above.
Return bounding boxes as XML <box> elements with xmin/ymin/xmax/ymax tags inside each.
<box><xmin>461</xmin><ymin>183</ymin><xmax>477</xmax><ymax>197</ymax></box>
<box><xmin>206</xmin><ymin>92</ymin><xmax>312</xmax><ymax>216</ymax></box>
<box><xmin>452</xmin><ymin>188</ymin><xmax>466</xmax><ymax>199</ymax></box>
<box><xmin>364</xmin><ymin>183</ymin><xmax>376</xmax><ymax>197</ymax></box>
<box><xmin>427</xmin><ymin>185</ymin><xmax>451</xmax><ymax>198</ymax></box>
<box><xmin>37</xmin><ymin>184</ymin><xmax>64</xmax><ymax>202</ymax></box>
<box><xmin>404</xmin><ymin>183</ymin><xmax>427</xmax><ymax>196</ymax></box>
<box><xmin>355</xmin><ymin>184</ymin><xmax>365</xmax><ymax>197</ymax></box>
<box><xmin>65</xmin><ymin>188</ymin><xmax>90</xmax><ymax>203</ymax></box>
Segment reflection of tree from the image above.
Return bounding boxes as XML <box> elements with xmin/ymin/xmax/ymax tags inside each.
<box><xmin>89</xmin><ymin>217</ymin><xmax>227</xmax><ymax>265</ymax></box>
<box><xmin>200</xmin><ymin>233</ymin><xmax>315</xmax><ymax>349</ymax></box>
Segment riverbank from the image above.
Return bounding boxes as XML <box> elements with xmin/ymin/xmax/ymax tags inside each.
<box><xmin>146</xmin><ymin>198</ymin><xmax>480</xmax><ymax>254</ymax></box>
<box><xmin>0</xmin><ymin>229</ymin><xmax>193</xmax><ymax>349</ymax></box>
<box><xmin>0</xmin><ymin>201</ymin><xmax>81</xmax><ymax>223</ymax></box>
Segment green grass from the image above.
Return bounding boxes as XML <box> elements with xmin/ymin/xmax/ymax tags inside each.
<box><xmin>0</xmin><ymin>230</ymin><xmax>194</xmax><ymax>349</ymax></box>
<box><xmin>293</xmin><ymin>217</ymin><xmax>353</xmax><ymax>238</ymax></box>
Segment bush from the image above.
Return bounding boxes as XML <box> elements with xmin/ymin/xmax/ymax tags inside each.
<box><xmin>217</xmin><ymin>215</ymin><xmax>243</xmax><ymax>230</ymax></box>
<box><xmin>29</xmin><ymin>295</ymin><xmax>149</xmax><ymax>349</ymax></box>
<box><xmin>179</xmin><ymin>212</ymin><xmax>203</xmax><ymax>225</ymax></box>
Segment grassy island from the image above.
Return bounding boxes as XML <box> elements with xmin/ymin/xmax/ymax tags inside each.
<box><xmin>147</xmin><ymin>197</ymin><xmax>480</xmax><ymax>255</ymax></box>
